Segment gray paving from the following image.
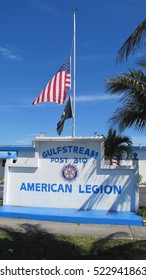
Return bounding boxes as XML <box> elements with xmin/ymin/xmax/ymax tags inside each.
<box><xmin>0</xmin><ymin>218</ymin><xmax>146</xmax><ymax>240</ymax></box>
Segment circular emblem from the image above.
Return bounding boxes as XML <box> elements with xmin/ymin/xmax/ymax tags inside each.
<box><xmin>61</xmin><ymin>164</ymin><xmax>78</xmax><ymax>182</ymax></box>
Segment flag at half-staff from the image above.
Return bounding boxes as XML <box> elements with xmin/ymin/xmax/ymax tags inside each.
<box><xmin>32</xmin><ymin>57</ymin><xmax>71</xmax><ymax>105</ymax></box>
<box><xmin>57</xmin><ymin>96</ymin><xmax>73</xmax><ymax>135</ymax></box>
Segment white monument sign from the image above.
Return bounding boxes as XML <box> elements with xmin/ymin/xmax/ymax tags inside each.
<box><xmin>3</xmin><ymin>136</ymin><xmax>139</xmax><ymax>212</ymax></box>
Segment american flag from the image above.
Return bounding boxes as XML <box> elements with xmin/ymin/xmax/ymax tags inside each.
<box><xmin>32</xmin><ymin>57</ymin><xmax>71</xmax><ymax>105</ymax></box>
<box><xmin>112</xmin><ymin>157</ymin><xmax>119</xmax><ymax>165</ymax></box>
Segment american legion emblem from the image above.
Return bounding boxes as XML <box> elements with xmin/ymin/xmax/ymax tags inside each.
<box><xmin>61</xmin><ymin>164</ymin><xmax>78</xmax><ymax>182</ymax></box>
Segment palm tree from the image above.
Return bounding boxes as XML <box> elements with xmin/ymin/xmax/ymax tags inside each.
<box><xmin>104</xmin><ymin>128</ymin><xmax>132</xmax><ymax>165</ymax></box>
<box><xmin>116</xmin><ymin>19</ymin><xmax>146</xmax><ymax>63</ymax></box>
<box><xmin>105</xmin><ymin>61</ymin><xmax>146</xmax><ymax>132</ymax></box>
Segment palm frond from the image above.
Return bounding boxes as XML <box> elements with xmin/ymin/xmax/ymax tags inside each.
<box><xmin>109</xmin><ymin>106</ymin><xmax>146</xmax><ymax>132</ymax></box>
<box><xmin>116</xmin><ymin>19</ymin><xmax>146</xmax><ymax>63</ymax></box>
<box><xmin>136</xmin><ymin>56</ymin><xmax>146</xmax><ymax>69</ymax></box>
<box><xmin>105</xmin><ymin>68</ymin><xmax>146</xmax><ymax>104</ymax></box>
<box><xmin>104</xmin><ymin>128</ymin><xmax>132</xmax><ymax>164</ymax></box>
<box><xmin>106</xmin><ymin>60</ymin><xmax>146</xmax><ymax>133</ymax></box>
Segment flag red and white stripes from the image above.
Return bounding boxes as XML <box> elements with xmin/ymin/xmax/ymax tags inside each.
<box><xmin>32</xmin><ymin>57</ymin><xmax>71</xmax><ymax>105</ymax></box>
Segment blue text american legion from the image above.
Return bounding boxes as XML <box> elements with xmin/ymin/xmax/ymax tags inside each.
<box><xmin>20</xmin><ymin>183</ymin><xmax>122</xmax><ymax>195</ymax></box>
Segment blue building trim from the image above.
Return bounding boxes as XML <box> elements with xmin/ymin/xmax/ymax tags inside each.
<box><xmin>0</xmin><ymin>206</ymin><xmax>143</xmax><ymax>226</ymax></box>
<box><xmin>0</xmin><ymin>145</ymin><xmax>145</xmax><ymax>152</ymax></box>
<box><xmin>0</xmin><ymin>146</ymin><xmax>35</xmax><ymax>151</ymax></box>
<box><xmin>132</xmin><ymin>146</ymin><xmax>146</xmax><ymax>151</ymax></box>
<box><xmin>0</xmin><ymin>151</ymin><xmax>17</xmax><ymax>160</ymax></box>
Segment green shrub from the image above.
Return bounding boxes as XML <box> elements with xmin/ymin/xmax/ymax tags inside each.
<box><xmin>137</xmin><ymin>207</ymin><xmax>146</xmax><ymax>218</ymax></box>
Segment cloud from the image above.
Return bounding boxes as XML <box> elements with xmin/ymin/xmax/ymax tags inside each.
<box><xmin>76</xmin><ymin>94</ymin><xmax>120</xmax><ymax>102</ymax></box>
<box><xmin>25</xmin><ymin>0</ymin><xmax>62</xmax><ymax>17</ymax></box>
<box><xmin>78</xmin><ymin>53</ymin><xmax>115</xmax><ymax>61</ymax></box>
<box><xmin>0</xmin><ymin>94</ymin><xmax>119</xmax><ymax>112</ymax></box>
<box><xmin>0</xmin><ymin>46</ymin><xmax>23</xmax><ymax>61</ymax></box>
<box><xmin>131</xmin><ymin>136</ymin><xmax>146</xmax><ymax>146</ymax></box>
<box><xmin>0</xmin><ymin>99</ymin><xmax>58</xmax><ymax>112</ymax></box>
<box><xmin>83</xmin><ymin>41</ymin><xmax>95</xmax><ymax>48</ymax></box>
<box><xmin>14</xmin><ymin>133</ymin><xmax>38</xmax><ymax>145</ymax></box>
<box><xmin>0</xmin><ymin>104</ymin><xmax>31</xmax><ymax>112</ymax></box>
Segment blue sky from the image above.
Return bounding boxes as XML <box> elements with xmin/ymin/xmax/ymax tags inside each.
<box><xmin>0</xmin><ymin>0</ymin><xmax>146</xmax><ymax>145</ymax></box>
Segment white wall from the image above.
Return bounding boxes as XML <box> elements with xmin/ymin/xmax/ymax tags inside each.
<box><xmin>3</xmin><ymin>137</ymin><xmax>139</xmax><ymax>212</ymax></box>
<box><xmin>132</xmin><ymin>149</ymin><xmax>146</xmax><ymax>183</ymax></box>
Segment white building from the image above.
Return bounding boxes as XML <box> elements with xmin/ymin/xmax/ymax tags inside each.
<box><xmin>132</xmin><ymin>146</ymin><xmax>146</xmax><ymax>185</ymax></box>
<box><xmin>0</xmin><ymin>136</ymin><xmax>143</xmax><ymax>225</ymax></box>
<box><xmin>0</xmin><ymin>145</ymin><xmax>35</xmax><ymax>178</ymax></box>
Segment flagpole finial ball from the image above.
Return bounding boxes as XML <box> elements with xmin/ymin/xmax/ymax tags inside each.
<box><xmin>72</xmin><ymin>8</ymin><xmax>77</xmax><ymax>13</ymax></box>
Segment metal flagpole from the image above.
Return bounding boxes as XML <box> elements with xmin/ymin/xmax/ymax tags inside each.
<box><xmin>72</xmin><ymin>8</ymin><xmax>77</xmax><ymax>137</ymax></box>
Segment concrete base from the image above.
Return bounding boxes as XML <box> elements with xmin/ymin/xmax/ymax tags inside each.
<box><xmin>0</xmin><ymin>206</ymin><xmax>143</xmax><ymax>226</ymax></box>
